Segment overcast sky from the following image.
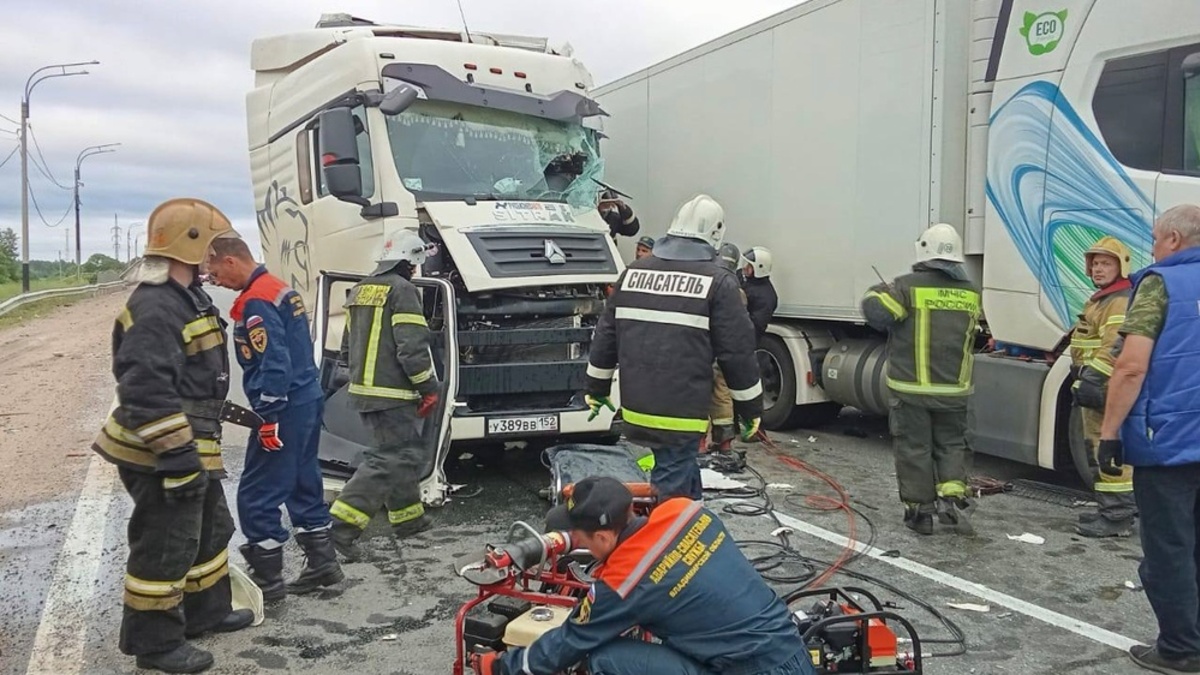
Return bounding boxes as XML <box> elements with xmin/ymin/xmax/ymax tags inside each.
<box><xmin>0</xmin><ymin>0</ymin><xmax>803</xmax><ymax>263</ymax></box>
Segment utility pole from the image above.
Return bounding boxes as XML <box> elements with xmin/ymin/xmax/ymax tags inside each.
<box><xmin>126</xmin><ymin>227</ymin><xmax>131</xmax><ymax>262</ymax></box>
<box><xmin>74</xmin><ymin>143</ymin><xmax>118</xmax><ymax>278</ymax></box>
<box><xmin>20</xmin><ymin>60</ymin><xmax>99</xmax><ymax>293</ymax></box>
<box><xmin>111</xmin><ymin>214</ymin><xmax>121</xmax><ymax>262</ymax></box>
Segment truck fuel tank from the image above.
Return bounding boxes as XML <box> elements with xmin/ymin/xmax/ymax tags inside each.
<box><xmin>820</xmin><ymin>339</ymin><xmax>889</xmax><ymax>417</ymax></box>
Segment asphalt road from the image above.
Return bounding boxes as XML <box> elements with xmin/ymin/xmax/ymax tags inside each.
<box><xmin>1</xmin><ymin>287</ymin><xmax>1159</xmax><ymax>675</ymax></box>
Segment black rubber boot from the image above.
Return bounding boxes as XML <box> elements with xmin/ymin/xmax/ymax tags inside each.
<box><xmin>392</xmin><ymin>514</ymin><xmax>432</xmax><ymax>540</ymax></box>
<box><xmin>331</xmin><ymin>522</ymin><xmax>364</xmax><ymax>562</ymax></box>
<box><xmin>135</xmin><ymin>643</ymin><xmax>214</xmax><ymax>673</ymax></box>
<box><xmin>288</xmin><ymin>530</ymin><xmax>345</xmax><ymax>595</ymax></box>
<box><xmin>185</xmin><ymin>609</ymin><xmax>254</xmax><ymax>639</ymax></box>
<box><xmin>239</xmin><ymin>543</ymin><xmax>286</xmax><ymax>603</ymax></box>
<box><xmin>937</xmin><ymin>496</ymin><xmax>977</xmax><ymax>535</ymax></box>
<box><xmin>903</xmin><ymin>503</ymin><xmax>935</xmax><ymax>535</ymax></box>
<box><xmin>1076</xmin><ymin>516</ymin><xmax>1135</xmax><ymax>538</ymax></box>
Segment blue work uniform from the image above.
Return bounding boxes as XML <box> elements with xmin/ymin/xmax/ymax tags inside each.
<box><xmin>231</xmin><ymin>266</ymin><xmax>327</xmax><ymax>546</ymax></box>
<box><xmin>500</xmin><ymin>499</ymin><xmax>813</xmax><ymax>675</ymax></box>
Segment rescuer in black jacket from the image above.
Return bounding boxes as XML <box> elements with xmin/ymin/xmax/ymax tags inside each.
<box><xmin>599</xmin><ymin>190</ymin><xmax>641</xmax><ymax>239</ymax></box>
<box><xmin>91</xmin><ymin>198</ymin><xmax>253</xmax><ymax>673</ymax></box>
<box><xmin>740</xmin><ymin>246</ymin><xmax>778</xmax><ymax>340</ymax></box>
<box><xmin>586</xmin><ymin>195</ymin><xmax>764</xmax><ymax>499</ymax></box>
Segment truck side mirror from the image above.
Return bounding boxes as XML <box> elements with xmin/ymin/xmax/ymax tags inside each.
<box><xmin>380</xmin><ymin>83</ymin><xmax>419</xmax><ymax>115</ymax></box>
<box><xmin>318</xmin><ymin>107</ymin><xmax>367</xmax><ymax>206</ymax></box>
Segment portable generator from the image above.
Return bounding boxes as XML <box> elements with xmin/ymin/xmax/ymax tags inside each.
<box><xmin>786</xmin><ymin>587</ymin><xmax>923</xmax><ymax>674</ymax></box>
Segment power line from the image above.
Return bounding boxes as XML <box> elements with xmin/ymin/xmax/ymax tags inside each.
<box><xmin>27</xmin><ymin>124</ymin><xmax>73</xmax><ymax>191</ymax></box>
<box><xmin>28</xmin><ymin>183</ymin><xmax>73</xmax><ymax>228</ymax></box>
<box><xmin>0</xmin><ymin>144</ymin><xmax>18</xmax><ymax>170</ymax></box>
<box><xmin>0</xmin><ymin>112</ymin><xmax>18</xmax><ymax>126</ymax></box>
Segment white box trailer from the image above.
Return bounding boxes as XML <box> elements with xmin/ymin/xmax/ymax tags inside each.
<box><xmin>594</xmin><ymin>0</ymin><xmax>1200</xmax><ymax>481</ymax></box>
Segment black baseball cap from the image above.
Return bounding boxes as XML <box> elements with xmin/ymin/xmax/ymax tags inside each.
<box><xmin>566</xmin><ymin>477</ymin><xmax>633</xmax><ymax>532</ymax></box>
<box><xmin>637</xmin><ymin>236</ymin><xmax>655</xmax><ymax>249</ymax></box>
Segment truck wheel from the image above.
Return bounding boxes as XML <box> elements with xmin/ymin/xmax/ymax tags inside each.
<box><xmin>1067</xmin><ymin>405</ymin><xmax>1098</xmax><ymax>489</ymax></box>
<box><xmin>757</xmin><ymin>336</ymin><xmax>842</xmax><ymax>430</ymax></box>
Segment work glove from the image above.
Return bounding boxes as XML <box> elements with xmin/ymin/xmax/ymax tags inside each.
<box><xmin>1098</xmin><ymin>439</ymin><xmax>1125</xmax><ymax>477</ymax></box>
<box><xmin>1072</xmin><ymin>367</ymin><xmax>1108</xmax><ymax>411</ymax></box>
<box><xmin>258</xmin><ymin>422</ymin><xmax>283</xmax><ymax>451</ymax></box>
<box><xmin>162</xmin><ymin>470</ymin><xmax>209</xmax><ymax>503</ymax></box>
<box><xmin>417</xmin><ymin>392</ymin><xmax>440</xmax><ymax>418</ymax></box>
<box><xmin>469</xmin><ymin>649</ymin><xmax>503</xmax><ymax>675</ymax></box>
<box><xmin>739</xmin><ymin>416</ymin><xmax>762</xmax><ymax>442</ymax></box>
<box><xmin>585</xmin><ymin>394</ymin><xmax>616</xmax><ymax>421</ymax></box>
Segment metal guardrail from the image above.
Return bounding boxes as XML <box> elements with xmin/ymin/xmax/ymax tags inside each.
<box><xmin>0</xmin><ymin>280</ymin><xmax>128</xmax><ymax>318</ymax></box>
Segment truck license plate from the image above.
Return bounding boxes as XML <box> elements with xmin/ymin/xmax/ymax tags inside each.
<box><xmin>486</xmin><ymin>414</ymin><xmax>560</xmax><ymax>436</ymax></box>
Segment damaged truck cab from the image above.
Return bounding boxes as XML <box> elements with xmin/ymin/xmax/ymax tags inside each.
<box><xmin>246</xmin><ymin>14</ymin><xmax>624</xmax><ymax>504</ymax></box>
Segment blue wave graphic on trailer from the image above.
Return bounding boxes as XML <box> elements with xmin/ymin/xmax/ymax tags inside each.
<box><xmin>985</xmin><ymin>80</ymin><xmax>1154</xmax><ymax>326</ymax></box>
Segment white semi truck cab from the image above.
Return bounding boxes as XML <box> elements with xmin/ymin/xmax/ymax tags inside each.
<box><xmin>246</xmin><ymin>14</ymin><xmax>625</xmax><ymax>503</ymax></box>
<box><xmin>594</xmin><ymin>0</ymin><xmax>1200</xmax><ymax>484</ymax></box>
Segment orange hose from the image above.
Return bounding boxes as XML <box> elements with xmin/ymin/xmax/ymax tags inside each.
<box><xmin>754</xmin><ymin>429</ymin><xmax>858</xmax><ymax>588</ymax></box>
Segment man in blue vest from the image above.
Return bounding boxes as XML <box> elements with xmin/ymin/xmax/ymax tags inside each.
<box><xmin>1099</xmin><ymin>204</ymin><xmax>1200</xmax><ymax>674</ymax></box>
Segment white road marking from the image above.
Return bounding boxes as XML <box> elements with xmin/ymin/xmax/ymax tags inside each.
<box><xmin>770</xmin><ymin>510</ymin><xmax>1142</xmax><ymax>653</ymax></box>
<box><xmin>25</xmin><ymin>454</ymin><xmax>120</xmax><ymax>674</ymax></box>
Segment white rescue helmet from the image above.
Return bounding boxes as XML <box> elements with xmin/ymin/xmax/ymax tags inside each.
<box><xmin>915</xmin><ymin>223</ymin><xmax>964</xmax><ymax>264</ymax></box>
<box><xmin>740</xmin><ymin>246</ymin><xmax>773</xmax><ymax>278</ymax></box>
<box><xmin>666</xmin><ymin>194</ymin><xmax>725</xmax><ymax>249</ymax></box>
<box><xmin>373</xmin><ymin>229</ymin><xmax>432</xmax><ymax>275</ymax></box>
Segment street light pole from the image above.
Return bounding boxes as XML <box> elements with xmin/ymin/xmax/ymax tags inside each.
<box><xmin>20</xmin><ymin>60</ymin><xmax>99</xmax><ymax>293</ymax></box>
<box><xmin>74</xmin><ymin>143</ymin><xmax>119</xmax><ymax>279</ymax></box>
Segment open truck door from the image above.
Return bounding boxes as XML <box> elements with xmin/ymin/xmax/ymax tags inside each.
<box><xmin>312</xmin><ymin>271</ymin><xmax>459</xmax><ymax>507</ymax></box>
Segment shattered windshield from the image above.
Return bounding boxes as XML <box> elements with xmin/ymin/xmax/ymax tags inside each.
<box><xmin>385</xmin><ymin>100</ymin><xmax>604</xmax><ymax>212</ymax></box>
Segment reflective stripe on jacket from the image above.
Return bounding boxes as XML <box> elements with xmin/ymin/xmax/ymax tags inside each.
<box><xmin>92</xmin><ymin>280</ymin><xmax>230</xmax><ymax>476</ymax></box>
<box><xmin>861</xmin><ymin>268</ymin><xmax>981</xmax><ymax>407</ymax></box>
<box><xmin>1069</xmin><ymin>279</ymin><xmax>1131</xmax><ymax>378</ymax></box>
<box><xmin>586</xmin><ymin>256</ymin><xmax>763</xmax><ymax>447</ymax></box>
<box><xmin>341</xmin><ymin>272</ymin><xmax>438</xmax><ymax>412</ymax></box>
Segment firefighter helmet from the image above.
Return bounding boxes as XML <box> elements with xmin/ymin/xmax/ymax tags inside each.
<box><xmin>740</xmin><ymin>246</ymin><xmax>773</xmax><ymax>278</ymax></box>
<box><xmin>717</xmin><ymin>242</ymin><xmax>741</xmax><ymax>271</ymax></box>
<box><xmin>1085</xmin><ymin>236</ymin><xmax>1132</xmax><ymax>278</ymax></box>
<box><xmin>915</xmin><ymin>223</ymin><xmax>964</xmax><ymax>264</ymax></box>
<box><xmin>373</xmin><ymin>229</ymin><xmax>431</xmax><ymax>275</ymax></box>
<box><xmin>666</xmin><ymin>194</ymin><xmax>725</xmax><ymax>249</ymax></box>
<box><xmin>143</xmin><ymin>198</ymin><xmax>234</xmax><ymax>266</ymax></box>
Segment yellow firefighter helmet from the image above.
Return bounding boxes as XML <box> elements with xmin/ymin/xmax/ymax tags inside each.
<box><xmin>143</xmin><ymin>198</ymin><xmax>234</xmax><ymax>265</ymax></box>
<box><xmin>1084</xmin><ymin>236</ymin><xmax>1132</xmax><ymax>278</ymax></box>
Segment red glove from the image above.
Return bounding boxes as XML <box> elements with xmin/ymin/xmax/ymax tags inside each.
<box><xmin>259</xmin><ymin>422</ymin><xmax>283</xmax><ymax>451</ymax></box>
<box><xmin>470</xmin><ymin>650</ymin><xmax>501</xmax><ymax>675</ymax></box>
<box><xmin>417</xmin><ymin>392</ymin><xmax>439</xmax><ymax>418</ymax></box>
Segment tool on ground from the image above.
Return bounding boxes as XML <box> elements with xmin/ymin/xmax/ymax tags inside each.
<box><xmin>787</xmin><ymin>586</ymin><xmax>923</xmax><ymax>674</ymax></box>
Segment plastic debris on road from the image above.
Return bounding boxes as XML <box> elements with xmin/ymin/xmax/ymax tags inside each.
<box><xmin>1006</xmin><ymin>532</ymin><xmax>1045</xmax><ymax>545</ymax></box>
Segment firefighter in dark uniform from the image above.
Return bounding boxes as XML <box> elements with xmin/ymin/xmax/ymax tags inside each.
<box><xmin>861</xmin><ymin>223</ymin><xmax>981</xmax><ymax>536</ymax></box>
<box><xmin>472</xmin><ymin>477</ymin><xmax>815</xmax><ymax>675</ymax></box>
<box><xmin>91</xmin><ymin>198</ymin><xmax>253</xmax><ymax>673</ymax></box>
<box><xmin>707</xmin><ymin>242</ymin><xmax>747</xmax><ymax>453</ymax></box>
<box><xmin>586</xmin><ymin>195</ymin><xmax>763</xmax><ymax>500</ymax></box>
<box><xmin>204</xmin><ymin>236</ymin><xmax>343</xmax><ymax>602</ymax></box>
<box><xmin>330</xmin><ymin>230</ymin><xmax>441</xmax><ymax>560</ymax></box>
<box><xmin>740</xmin><ymin>246</ymin><xmax>778</xmax><ymax>341</ymax></box>
<box><xmin>600</xmin><ymin>190</ymin><xmax>641</xmax><ymax>239</ymax></box>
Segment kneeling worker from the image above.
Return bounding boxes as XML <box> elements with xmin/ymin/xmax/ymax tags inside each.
<box><xmin>474</xmin><ymin>477</ymin><xmax>815</xmax><ymax>675</ymax></box>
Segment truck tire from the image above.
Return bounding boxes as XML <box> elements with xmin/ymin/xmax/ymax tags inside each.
<box><xmin>756</xmin><ymin>335</ymin><xmax>842</xmax><ymax>430</ymax></box>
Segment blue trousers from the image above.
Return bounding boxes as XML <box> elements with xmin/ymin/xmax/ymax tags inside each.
<box><xmin>588</xmin><ymin>639</ymin><xmax>815</xmax><ymax>675</ymax></box>
<box><xmin>1135</xmin><ymin>463</ymin><xmax>1200</xmax><ymax>659</ymax></box>
<box><xmin>650</xmin><ymin>438</ymin><xmax>704</xmax><ymax>500</ymax></box>
<box><xmin>238</xmin><ymin>398</ymin><xmax>330</xmax><ymax>546</ymax></box>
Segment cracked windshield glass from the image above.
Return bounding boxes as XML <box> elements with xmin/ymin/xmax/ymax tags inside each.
<box><xmin>386</xmin><ymin>99</ymin><xmax>604</xmax><ymax>213</ymax></box>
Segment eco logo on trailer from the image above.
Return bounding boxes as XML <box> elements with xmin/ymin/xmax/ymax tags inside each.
<box><xmin>1020</xmin><ymin>10</ymin><xmax>1067</xmax><ymax>55</ymax></box>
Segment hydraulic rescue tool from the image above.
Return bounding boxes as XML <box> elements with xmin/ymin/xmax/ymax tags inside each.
<box><xmin>786</xmin><ymin>587</ymin><xmax>924</xmax><ymax>673</ymax></box>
